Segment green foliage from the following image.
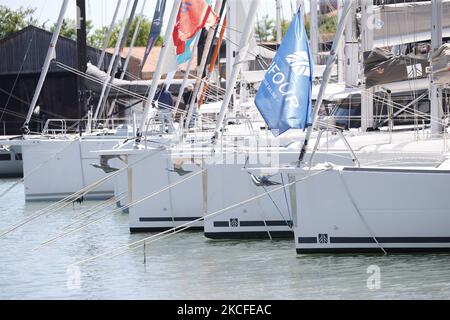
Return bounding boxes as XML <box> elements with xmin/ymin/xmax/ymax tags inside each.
<box><xmin>319</xmin><ymin>14</ymin><xmax>337</xmax><ymax>34</ymax></box>
<box><xmin>50</xmin><ymin>19</ymin><xmax>94</xmax><ymax>41</ymax></box>
<box><xmin>87</xmin><ymin>26</ymin><xmax>109</xmax><ymax>48</ymax></box>
<box><xmin>255</xmin><ymin>14</ymin><xmax>275</xmax><ymax>42</ymax></box>
<box><xmin>255</xmin><ymin>13</ymin><xmax>337</xmax><ymax>43</ymax></box>
<box><xmin>0</xmin><ymin>5</ymin><xmax>38</xmax><ymax>39</ymax></box>
<box><xmin>271</xmin><ymin>19</ymin><xmax>291</xmax><ymax>40</ymax></box>
<box><xmin>100</xmin><ymin>16</ymin><xmax>159</xmax><ymax>48</ymax></box>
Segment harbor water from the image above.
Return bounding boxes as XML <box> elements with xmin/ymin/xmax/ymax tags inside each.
<box><xmin>1</xmin><ymin>178</ymin><xmax>450</xmax><ymax>300</ymax></box>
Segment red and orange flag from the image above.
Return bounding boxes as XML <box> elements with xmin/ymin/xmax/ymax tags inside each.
<box><xmin>173</xmin><ymin>0</ymin><xmax>219</xmax><ymax>55</ymax></box>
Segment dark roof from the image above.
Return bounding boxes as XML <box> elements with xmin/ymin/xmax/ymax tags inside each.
<box><xmin>0</xmin><ymin>25</ymin><xmax>139</xmax><ymax>76</ymax></box>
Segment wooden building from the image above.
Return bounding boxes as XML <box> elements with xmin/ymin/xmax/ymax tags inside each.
<box><xmin>0</xmin><ymin>26</ymin><xmax>140</xmax><ymax>135</ymax></box>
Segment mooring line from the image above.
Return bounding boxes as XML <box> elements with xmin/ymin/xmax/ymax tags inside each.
<box><xmin>72</xmin><ymin>168</ymin><xmax>331</xmax><ymax>267</ymax></box>
<box><xmin>0</xmin><ymin>147</ymin><xmax>165</xmax><ymax>239</ymax></box>
<box><xmin>36</xmin><ymin>169</ymin><xmax>206</xmax><ymax>249</ymax></box>
<box><xmin>62</xmin><ymin>194</ymin><xmax>127</xmax><ymax>231</ymax></box>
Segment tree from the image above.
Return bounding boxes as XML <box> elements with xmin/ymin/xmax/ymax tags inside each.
<box><xmin>319</xmin><ymin>14</ymin><xmax>337</xmax><ymax>34</ymax></box>
<box><xmin>105</xmin><ymin>16</ymin><xmax>160</xmax><ymax>48</ymax></box>
<box><xmin>255</xmin><ymin>14</ymin><xmax>275</xmax><ymax>42</ymax></box>
<box><xmin>88</xmin><ymin>26</ymin><xmax>109</xmax><ymax>48</ymax></box>
<box><xmin>51</xmin><ymin>19</ymin><xmax>93</xmax><ymax>41</ymax></box>
<box><xmin>0</xmin><ymin>5</ymin><xmax>38</xmax><ymax>39</ymax></box>
<box><xmin>271</xmin><ymin>19</ymin><xmax>291</xmax><ymax>41</ymax></box>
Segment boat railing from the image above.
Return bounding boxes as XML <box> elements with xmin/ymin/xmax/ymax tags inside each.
<box><xmin>42</xmin><ymin>118</ymin><xmax>131</xmax><ymax>136</ymax></box>
<box><xmin>42</xmin><ymin>119</ymin><xmax>68</xmax><ymax>135</ymax></box>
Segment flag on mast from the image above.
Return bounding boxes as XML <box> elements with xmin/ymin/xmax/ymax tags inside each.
<box><xmin>161</xmin><ymin>0</ymin><xmax>218</xmax><ymax>74</ymax></box>
<box><xmin>142</xmin><ymin>0</ymin><xmax>166</xmax><ymax>69</ymax></box>
<box><xmin>254</xmin><ymin>10</ymin><xmax>313</xmax><ymax>136</ymax></box>
<box><xmin>173</xmin><ymin>0</ymin><xmax>219</xmax><ymax>55</ymax></box>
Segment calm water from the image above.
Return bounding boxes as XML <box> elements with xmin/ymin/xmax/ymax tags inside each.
<box><xmin>1</xmin><ymin>178</ymin><xmax>450</xmax><ymax>299</ymax></box>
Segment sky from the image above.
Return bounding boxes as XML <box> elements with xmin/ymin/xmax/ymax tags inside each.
<box><xmin>1</xmin><ymin>0</ymin><xmax>310</xmax><ymax>32</ymax></box>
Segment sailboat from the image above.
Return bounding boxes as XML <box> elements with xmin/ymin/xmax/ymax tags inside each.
<box><xmin>283</xmin><ymin>0</ymin><xmax>450</xmax><ymax>253</ymax></box>
<box><xmin>201</xmin><ymin>0</ymin><xmax>450</xmax><ymax>240</ymax></box>
<box><xmin>1</xmin><ymin>0</ymin><xmax>180</xmax><ymax>201</ymax></box>
<box><xmin>101</xmin><ymin>0</ymin><xmax>449</xmax><ymax>237</ymax></box>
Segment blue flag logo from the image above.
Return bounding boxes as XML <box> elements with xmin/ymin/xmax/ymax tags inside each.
<box><xmin>254</xmin><ymin>10</ymin><xmax>313</xmax><ymax>136</ymax></box>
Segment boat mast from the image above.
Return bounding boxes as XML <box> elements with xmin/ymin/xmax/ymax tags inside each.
<box><xmin>173</xmin><ymin>34</ymin><xmax>201</xmax><ymax>113</ymax></box>
<box><xmin>198</xmin><ymin>15</ymin><xmax>228</xmax><ymax>108</ymax></box>
<box><xmin>360</xmin><ymin>0</ymin><xmax>374</xmax><ymax>131</ymax></box>
<box><xmin>338</xmin><ymin>0</ymin><xmax>357</xmax><ymax>86</ymax></box>
<box><xmin>344</xmin><ymin>1</ymin><xmax>358</xmax><ymax>87</ymax></box>
<box><xmin>184</xmin><ymin>0</ymin><xmax>224</xmax><ymax>130</ymax></box>
<box><xmin>213</xmin><ymin>0</ymin><xmax>261</xmax><ymax>141</ymax></box>
<box><xmin>77</xmin><ymin>0</ymin><xmax>88</xmax><ymax>124</ymax></box>
<box><xmin>275</xmin><ymin>0</ymin><xmax>282</xmax><ymax>45</ymax></box>
<box><xmin>310</xmin><ymin>0</ymin><xmax>319</xmax><ymax>65</ymax></box>
<box><xmin>120</xmin><ymin>0</ymin><xmax>147</xmax><ymax>82</ymax></box>
<box><xmin>136</xmin><ymin>0</ymin><xmax>183</xmax><ymax>140</ymax></box>
<box><xmin>106</xmin><ymin>0</ymin><xmax>148</xmax><ymax>120</ymax></box>
<box><xmin>297</xmin><ymin>0</ymin><xmax>304</xmax><ymax>17</ymax></box>
<box><xmin>92</xmin><ymin>0</ymin><xmax>135</xmax><ymax>123</ymax></box>
<box><xmin>21</xmin><ymin>0</ymin><xmax>70</xmax><ymax>134</ymax></box>
<box><xmin>97</xmin><ymin>0</ymin><xmax>123</xmax><ymax>69</ymax></box>
<box><xmin>430</xmin><ymin>0</ymin><xmax>443</xmax><ymax>135</ymax></box>
<box><xmin>337</xmin><ymin>0</ymin><xmax>345</xmax><ymax>82</ymax></box>
<box><xmin>298</xmin><ymin>0</ymin><xmax>353</xmax><ymax>163</ymax></box>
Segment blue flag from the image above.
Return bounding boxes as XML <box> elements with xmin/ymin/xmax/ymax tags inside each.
<box><xmin>141</xmin><ymin>0</ymin><xmax>166</xmax><ymax>69</ymax></box>
<box><xmin>254</xmin><ymin>10</ymin><xmax>313</xmax><ymax>136</ymax></box>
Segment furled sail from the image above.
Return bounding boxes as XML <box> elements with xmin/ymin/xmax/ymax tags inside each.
<box><xmin>363</xmin><ymin>47</ymin><xmax>429</xmax><ymax>89</ymax></box>
<box><xmin>85</xmin><ymin>63</ymin><xmax>152</xmax><ymax>96</ymax></box>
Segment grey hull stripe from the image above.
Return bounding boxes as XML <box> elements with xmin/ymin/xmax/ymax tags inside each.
<box><xmin>139</xmin><ymin>217</ymin><xmax>201</xmax><ymax>222</ymax></box>
<box><xmin>298</xmin><ymin>236</ymin><xmax>450</xmax><ymax>244</ymax></box>
<box><xmin>213</xmin><ymin>220</ymin><xmax>293</xmax><ymax>228</ymax></box>
<box><xmin>343</xmin><ymin>167</ymin><xmax>450</xmax><ymax>174</ymax></box>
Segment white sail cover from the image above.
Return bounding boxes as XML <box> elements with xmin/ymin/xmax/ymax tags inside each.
<box><xmin>85</xmin><ymin>63</ymin><xmax>193</xmax><ymax>96</ymax></box>
<box><xmin>370</xmin><ymin>0</ymin><xmax>450</xmax><ymax>49</ymax></box>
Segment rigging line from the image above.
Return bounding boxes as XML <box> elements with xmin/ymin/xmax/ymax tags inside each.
<box><xmin>37</xmin><ymin>168</ymin><xmax>206</xmax><ymax>249</ymax></box>
<box><xmin>54</xmin><ymin>61</ymin><xmax>220</xmax><ymax>122</ymax></box>
<box><xmin>57</xmin><ymin>61</ymin><xmax>225</xmax><ymax>119</ymax></box>
<box><xmin>0</xmin><ymin>0</ymin><xmax>49</xmax><ymax>122</ymax></box>
<box><xmin>0</xmin><ymin>34</ymin><xmax>34</xmax><ymax>122</ymax></box>
<box><xmin>339</xmin><ymin>83</ymin><xmax>440</xmax><ymax>126</ymax></box>
<box><xmin>0</xmin><ymin>145</ymin><xmax>165</xmax><ymax>238</ymax></box>
<box><xmin>337</xmin><ymin>170</ymin><xmax>387</xmax><ymax>255</ymax></box>
<box><xmin>70</xmin><ymin>193</ymin><xmax>126</xmax><ymax>221</ymax></box>
<box><xmin>53</xmin><ymin>61</ymin><xmax>149</xmax><ymax>101</ymax></box>
<box><xmin>36</xmin><ymin>195</ymin><xmax>128</xmax><ymax>250</ymax></box>
<box><xmin>280</xmin><ymin>172</ymin><xmax>293</xmax><ymax>222</ymax></box>
<box><xmin>221</xmin><ymin>35</ymin><xmax>275</xmax><ymax>62</ymax></box>
<box><xmin>0</xmin><ymin>87</ymin><xmax>74</xmax><ymax>120</ymax></box>
<box><xmin>261</xmin><ymin>181</ymin><xmax>293</xmax><ymax>230</ymax></box>
<box><xmin>68</xmin><ymin>196</ymin><xmax>126</xmax><ymax>229</ymax></box>
<box><xmin>48</xmin><ymin>78</ymin><xmax>205</xmax><ymax>127</ymax></box>
<box><xmin>72</xmin><ymin>167</ymin><xmax>332</xmax><ymax>267</ymax></box>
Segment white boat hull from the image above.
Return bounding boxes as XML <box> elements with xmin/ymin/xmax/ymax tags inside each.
<box><xmin>19</xmin><ymin>137</ymin><xmax>122</xmax><ymax>201</ymax></box>
<box><xmin>203</xmin><ymin>133</ymin><xmax>446</xmax><ymax>239</ymax></box>
<box><xmin>203</xmin><ymin>160</ymin><xmax>296</xmax><ymax>239</ymax></box>
<box><xmin>127</xmin><ymin>150</ymin><xmax>204</xmax><ymax>232</ymax></box>
<box><xmin>291</xmin><ymin>166</ymin><xmax>450</xmax><ymax>253</ymax></box>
